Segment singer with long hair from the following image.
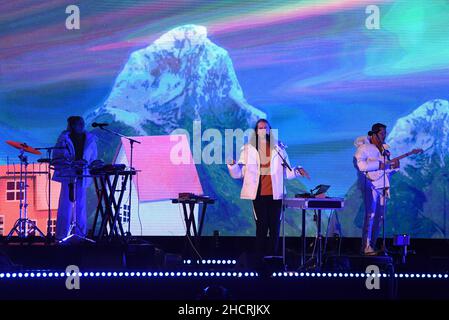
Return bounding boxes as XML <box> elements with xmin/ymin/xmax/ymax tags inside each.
<box><xmin>227</xmin><ymin>119</ymin><xmax>310</xmax><ymax>262</ymax></box>
<box><xmin>52</xmin><ymin>116</ymin><xmax>98</xmax><ymax>241</ymax></box>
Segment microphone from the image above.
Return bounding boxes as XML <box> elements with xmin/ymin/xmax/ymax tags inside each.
<box><xmin>277</xmin><ymin>141</ymin><xmax>288</xmax><ymax>149</ymax></box>
<box><xmin>92</xmin><ymin>122</ymin><xmax>109</xmax><ymax>128</ymax></box>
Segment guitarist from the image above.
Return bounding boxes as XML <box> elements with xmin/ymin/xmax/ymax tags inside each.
<box><xmin>354</xmin><ymin>123</ymin><xmax>399</xmax><ymax>255</ymax></box>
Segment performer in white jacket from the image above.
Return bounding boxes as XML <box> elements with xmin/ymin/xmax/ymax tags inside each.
<box><xmin>227</xmin><ymin>119</ymin><xmax>310</xmax><ymax>260</ymax></box>
<box><xmin>354</xmin><ymin>123</ymin><xmax>399</xmax><ymax>255</ymax></box>
<box><xmin>52</xmin><ymin>116</ymin><xmax>98</xmax><ymax>241</ymax></box>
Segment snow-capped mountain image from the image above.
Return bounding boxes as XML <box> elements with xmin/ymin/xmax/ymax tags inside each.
<box><xmin>339</xmin><ymin>99</ymin><xmax>449</xmax><ymax>239</ymax></box>
<box><xmin>87</xmin><ymin>25</ymin><xmax>306</xmax><ymax>236</ymax></box>
<box><xmin>89</xmin><ymin>24</ymin><xmax>265</xmax><ymax>134</ymax></box>
<box><xmin>387</xmin><ymin>99</ymin><xmax>449</xmax><ymax>169</ymax></box>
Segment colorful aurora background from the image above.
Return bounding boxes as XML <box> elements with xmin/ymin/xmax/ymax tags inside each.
<box><xmin>1</xmin><ymin>0</ymin><xmax>449</xmax><ymax>238</ymax></box>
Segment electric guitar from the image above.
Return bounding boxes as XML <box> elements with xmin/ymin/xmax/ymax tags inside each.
<box><xmin>366</xmin><ymin>148</ymin><xmax>423</xmax><ymax>181</ymax></box>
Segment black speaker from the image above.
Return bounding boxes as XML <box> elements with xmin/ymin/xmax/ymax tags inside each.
<box><xmin>124</xmin><ymin>243</ymin><xmax>163</xmax><ymax>268</ymax></box>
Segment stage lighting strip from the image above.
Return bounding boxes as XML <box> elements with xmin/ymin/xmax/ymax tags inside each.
<box><xmin>183</xmin><ymin>259</ymin><xmax>237</xmax><ymax>265</ymax></box>
<box><xmin>0</xmin><ymin>272</ymin><xmax>448</xmax><ymax>280</ymax></box>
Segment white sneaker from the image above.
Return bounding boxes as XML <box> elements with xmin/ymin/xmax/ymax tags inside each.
<box><xmin>363</xmin><ymin>245</ymin><xmax>377</xmax><ymax>256</ymax></box>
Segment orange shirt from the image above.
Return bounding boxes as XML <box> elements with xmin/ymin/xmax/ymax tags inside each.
<box><xmin>259</xmin><ymin>142</ymin><xmax>273</xmax><ymax>196</ymax></box>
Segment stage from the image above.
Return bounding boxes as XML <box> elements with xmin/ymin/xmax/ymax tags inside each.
<box><xmin>1</xmin><ymin>236</ymin><xmax>448</xmax><ymax>300</ymax></box>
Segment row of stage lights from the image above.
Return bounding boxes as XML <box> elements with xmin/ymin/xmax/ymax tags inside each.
<box><xmin>0</xmin><ymin>271</ymin><xmax>448</xmax><ymax>279</ymax></box>
<box><xmin>273</xmin><ymin>272</ymin><xmax>449</xmax><ymax>279</ymax></box>
<box><xmin>183</xmin><ymin>259</ymin><xmax>237</xmax><ymax>265</ymax></box>
<box><xmin>0</xmin><ymin>271</ymin><xmax>256</xmax><ymax>278</ymax></box>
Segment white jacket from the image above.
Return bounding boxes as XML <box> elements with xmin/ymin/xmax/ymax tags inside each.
<box><xmin>354</xmin><ymin>136</ymin><xmax>398</xmax><ymax>190</ymax></box>
<box><xmin>52</xmin><ymin>130</ymin><xmax>98</xmax><ymax>188</ymax></box>
<box><xmin>227</xmin><ymin>143</ymin><xmax>302</xmax><ymax>200</ymax></box>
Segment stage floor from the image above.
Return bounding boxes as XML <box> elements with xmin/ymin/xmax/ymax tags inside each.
<box><xmin>1</xmin><ymin>236</ymin><xmax>448</xmax><ymax>300</ymax></box>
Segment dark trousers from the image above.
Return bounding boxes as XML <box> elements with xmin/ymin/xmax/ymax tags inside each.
<box><xmin>252</xmin><ymin>194</ymin><xmax>282</xmax><ymax>258</ymax></box>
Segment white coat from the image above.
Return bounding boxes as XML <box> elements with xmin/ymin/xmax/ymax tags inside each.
<box><xmin>354</xmin><ymin>136</ymin><xmax>398</xmax><ymax>190</ymax></box>
<box><xmin>227</xmin><ymin>143</ymin><xmax>302</xmax><ymax>200</ymax></box>
<box><xmin>52</xmin><ymin>130</ymin><xmax>98</xmax><ymax>188</ymax></box>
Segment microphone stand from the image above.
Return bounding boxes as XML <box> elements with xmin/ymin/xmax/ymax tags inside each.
<box><xmin>380</xmin><ymin>150</ymin><xmax>390</xmax><ymax>256</ymax></box>
<box><xmin>273</xmin><ymin>145</ymin><xmax>292</xmax><ymax>270</ymax></box>
<box><xmin>96</xmin><ymin>125</ymin><xmax>140</xmax><ymax>241</ymax></box>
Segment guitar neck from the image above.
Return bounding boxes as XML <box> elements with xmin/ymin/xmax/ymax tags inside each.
<box><xmin>390</xmin><ymin>152</ymin><xmax>413</xmax><ymax>162</ymax></box>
